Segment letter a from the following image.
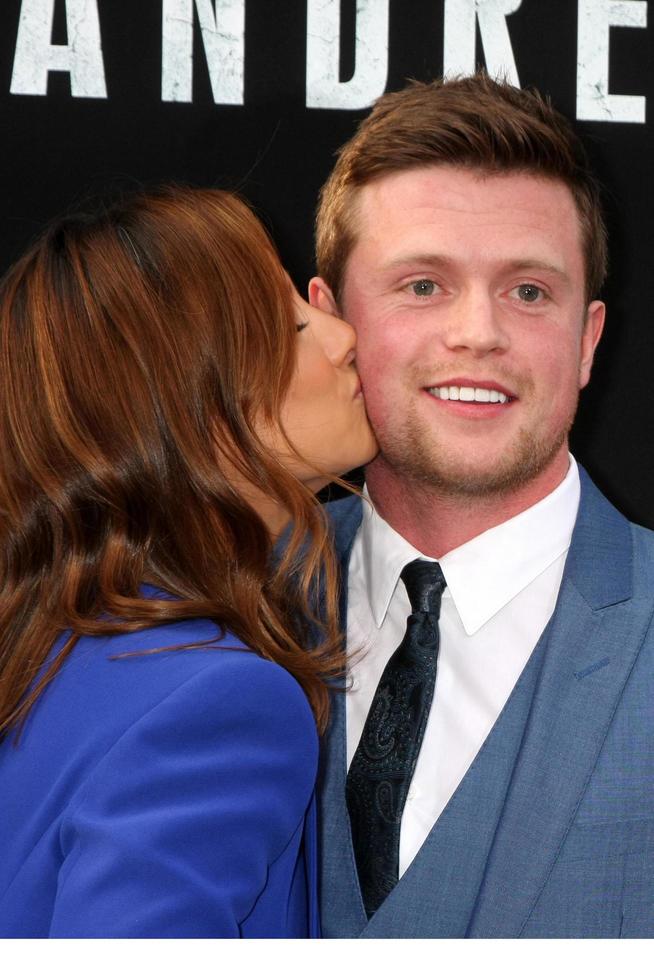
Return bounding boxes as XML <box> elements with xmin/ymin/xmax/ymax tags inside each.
<box><xmin>11</xmin><ymin>0</ymin><xmax>107</xmax><ymax>98</ymax></box>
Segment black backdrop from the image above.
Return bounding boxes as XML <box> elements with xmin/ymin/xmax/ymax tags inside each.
<box><xmin>1</xmin><ymin>0</ymin><xmax>653</xmax><ymax>527</ymax></box>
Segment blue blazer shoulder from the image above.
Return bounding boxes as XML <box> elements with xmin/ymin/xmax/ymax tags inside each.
<box><xmin>320</xmin><ymin>471</ymin><xmax>654</xmax><ymax>937</ymax></box>
<box><xmin>0</xmin><ymin>609</ymin><xmax>319</xmax><ymax>938</ymax></box>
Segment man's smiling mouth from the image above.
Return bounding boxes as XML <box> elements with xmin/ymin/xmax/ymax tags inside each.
<box><xmin>425</xmin><ymin>384</ymin><xmax>516</xmax><ymax>404</ymax></box>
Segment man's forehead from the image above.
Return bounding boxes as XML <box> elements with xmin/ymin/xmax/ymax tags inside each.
<box><xmin>348</xmin><ymin>165</ymin><xmax>584</xmax><ymax>262</ymax></box>
<box><xmin>356</xmin><ymin>164</ymin><xmax>579</xmax><ymax>220</ymax></box>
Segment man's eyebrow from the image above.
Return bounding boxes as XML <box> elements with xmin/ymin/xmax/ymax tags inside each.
<box><xmin>506</xmin><ymin>258</ymin><xmax>571</xmax><ymax>283</ymax></box>
<box><xmin>380</xmin><ymin>253</ymin><xmax>571</xmax><ymax>283</ymax></box>
<box><xmin>380</xmin><ymin>253</ymin><xmax>454</xmax><ymax>272</ymax></box>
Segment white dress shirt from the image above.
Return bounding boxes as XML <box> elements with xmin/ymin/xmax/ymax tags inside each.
<box><xmin>346</xmin><ymin>456</ymin><xmax>580</xmax><ymax>876</ymax></box>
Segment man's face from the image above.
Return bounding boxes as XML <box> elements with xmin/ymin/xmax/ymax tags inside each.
<box><xmin>311</xmin><ymin>165</ymin><xmax>605</xmax><ymax>499</ymax></box>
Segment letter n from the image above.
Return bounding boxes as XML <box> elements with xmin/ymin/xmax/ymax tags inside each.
<box><xmin>162</xmin><ymin>0</ymin><xmax>245</xmax><ymax>104</ymax></box>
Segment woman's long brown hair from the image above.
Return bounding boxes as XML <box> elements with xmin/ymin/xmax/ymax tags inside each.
<box><xmin>0</xmin><ymin>187</ymin><xmax>344</xmax><ymax>736</ymax></box>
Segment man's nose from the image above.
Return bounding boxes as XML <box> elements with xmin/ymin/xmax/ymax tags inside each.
<box><xmin>440</xmin><ymin>287</ymin><xmax>508</xmax><ymax>356</ymax></box>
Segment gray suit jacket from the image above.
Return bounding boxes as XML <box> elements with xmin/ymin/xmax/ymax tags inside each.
<box><xmin>319</xmin><ymin>468</ymin><xmax>654</xmax><ymax>937</ymax></box>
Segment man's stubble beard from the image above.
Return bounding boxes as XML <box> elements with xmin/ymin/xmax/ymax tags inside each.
<box><xmin>366</xmin><ymin>390</ymin><xmax>579</xmax><ymax>500</ymax></box>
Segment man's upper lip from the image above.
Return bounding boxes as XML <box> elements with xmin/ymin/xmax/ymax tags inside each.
<box><xmin>426</xmin><ymin>378</ymin><xmax>516</xmax><ymax>398</ymax></box>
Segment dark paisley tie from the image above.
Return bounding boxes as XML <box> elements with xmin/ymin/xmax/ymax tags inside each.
<box><xmin>346</xmin><ymin>558</ymin><xmax>447</xmax><ymax>917</ymax></box>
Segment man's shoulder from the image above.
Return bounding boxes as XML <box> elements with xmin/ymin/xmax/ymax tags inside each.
<box><xmin>578</xmin><ymin>466</ymin><xmax>654</xmax><ymax>557</ymax></box>
<box><xmin>576</xmin><ymin>468</ymin><xmax>654</xmax><ymax>612</ymax></box>
<box><xmin>628</xmin><ymin>519</ymin><xmax>654</xmax><ymax>585</ymax></box>
<box><xmin>324</xmin><ymin>492</ymin><xmax>363</xmax><ymax>520</ymax></box>
<box><xmin>630</xmin><ymin>519</ymin><xmax>654</xmax><ymax>547</ymax></box>
<box><xmin>324</xmin><ymin>493</ymin><xmax>364</xmax><ymax>556</ymax></box>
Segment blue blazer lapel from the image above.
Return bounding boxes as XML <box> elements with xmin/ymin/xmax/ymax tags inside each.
<box><xmin>468</xmin><ymin>469</ymin><xmax>646</xmax><ymax>937</ymax></box>
<box><xmin>318</xmin><ymin>674</ymin><xmax>368</xmax><ymax>936</ymax></box>
<box><xmin>318</xmin><ymin>495</ymin><xmax>368</xmax><ymax>937</ymax></box>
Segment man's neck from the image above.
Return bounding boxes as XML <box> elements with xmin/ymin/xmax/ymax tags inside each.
<box><xmin>364</xmin><ymin>453</ymin><xmax>571</xmax><ymax>558</ymax></box>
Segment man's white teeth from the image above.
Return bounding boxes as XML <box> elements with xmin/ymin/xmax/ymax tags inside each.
<box><xmin>430</xmin><ymin>385</ymin><xmax>509</xmax><ymax>404</ymax></box>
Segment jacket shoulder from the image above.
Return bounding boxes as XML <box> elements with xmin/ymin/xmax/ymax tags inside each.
<box><xmin>324</xmin><ymin>493</ymin><xmax>363</xmax><ymax>558</ymax></box>
<box><xmin>628</xmin><ymin>520</ymin><xmax>654</xmax><ymax>596</ymax></box>
<box><xmin>0</xmin><ymin>618</ymin><xmax>318</xmax><ymax>937</ymax></box>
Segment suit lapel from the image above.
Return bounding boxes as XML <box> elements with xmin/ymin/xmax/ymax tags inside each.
<box><xmin>318</xmin><ymin>675</ymin><xmax>368</xmax><ymax>935</ymax></box>
<box><xmin>318</xmin><ymin>495</ymin><xmax>368</xmax><ymax>937</ymax></box>
<box><xmin>468</xmin><ymin>469</ymin><xmax>645</xmax><ymax>936</ymax></box>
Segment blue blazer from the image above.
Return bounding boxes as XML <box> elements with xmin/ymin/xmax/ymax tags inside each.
<box><xmin>319</xmin><ymin>468</ymin><xmax>654</xmax><ymax>937</ymax></box>
<box><xmin>0</xmin><ymin>595</ymin><xmax>320</xmax><ymax>938</ymax></box>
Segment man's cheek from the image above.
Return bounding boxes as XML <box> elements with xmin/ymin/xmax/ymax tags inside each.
<box><xmin>355</xmin><ymin>328</ymin><xmax>397</xmax><ymax>368</ymax></box>
<box><xmin>357</xmin><ymin>352</ymin><xmax>392</xmax><ymax>394</ymax></box>
<box><xmin>360</xmin><ymin>373</ymin><xmax>400</xmax><ymax>429</ymax></box>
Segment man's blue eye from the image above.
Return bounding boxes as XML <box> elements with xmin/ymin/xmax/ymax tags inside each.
<box><xmin>517</xmin><ymin>284</ymin><xmax>541</xmax><ymax>303</ymax></box>
<box><xmin>411</xmin><ymin>280</ymin><xmax>435</xmax><ymax>296</ymax></box>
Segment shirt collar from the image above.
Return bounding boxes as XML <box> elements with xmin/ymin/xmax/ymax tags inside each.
<box><xmin>360</xmin><ymin>456</ymin><xmax>580</xmax><ymax>636</ymax></box>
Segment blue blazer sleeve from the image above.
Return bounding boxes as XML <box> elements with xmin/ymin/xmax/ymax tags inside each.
<box><xmin>50</xmin><ymin>655</ymin><xmax>318</xmax><ymax>937</ymax></box>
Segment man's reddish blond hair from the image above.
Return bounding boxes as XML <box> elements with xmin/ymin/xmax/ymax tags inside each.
<box><xmin>315</xmin><ymin>73</ymin><xmax>607</xmax><ymax>304</ymax></box>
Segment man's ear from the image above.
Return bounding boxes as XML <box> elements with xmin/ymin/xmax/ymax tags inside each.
<box><xmin>579</xmin><ymin>300</ymin><xmax>605</xmax><ymax>389</ymax></box>
<box><xmin>308</xmin><ymin>276</ymin><xmax>339</xmax><ymax>315</ymax></box>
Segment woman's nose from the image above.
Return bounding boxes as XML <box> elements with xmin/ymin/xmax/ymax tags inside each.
<box><xmin>319</xmin><ymin>315</ymin><xmax>357</xmax><ymax>367</ymax></box>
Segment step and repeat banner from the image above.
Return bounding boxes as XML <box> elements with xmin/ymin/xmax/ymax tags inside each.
<box><xmin>0</xmin><ymin>0</ymin><xmax>652</xmax><ymax>525</ymax></box>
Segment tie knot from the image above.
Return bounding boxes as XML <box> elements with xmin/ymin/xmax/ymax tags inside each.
<box><xmin>400</xmin><ymin>559</ymin><xmax>446</xmax><ymax>615</ymax></box>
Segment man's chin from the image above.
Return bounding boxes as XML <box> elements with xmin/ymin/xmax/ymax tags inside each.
<box><xmin>371</xmin><ymin>432</ymin><xmax>568</xmax><ymax>499</ymax></box>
